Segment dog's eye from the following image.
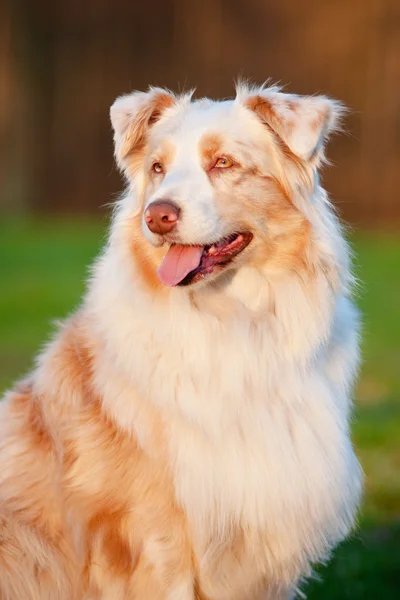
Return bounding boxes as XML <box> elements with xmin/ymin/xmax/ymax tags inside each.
<box><xmin>214</xmin><ymin>157</ymin><xmax>233</xmax><ymax>169</ymax></box>
<box><xmin>152</xmin><ymin>162</ymin><xmax>164</xmax><ymax>174</ymax></box>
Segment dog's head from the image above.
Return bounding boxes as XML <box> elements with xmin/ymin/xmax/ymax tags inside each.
<box><xmin>110</xmin><ymin>84</ymin><xmax>344</xmax><ymax>289</ymax></box>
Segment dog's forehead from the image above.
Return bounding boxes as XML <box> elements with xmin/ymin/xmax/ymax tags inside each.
<box><xmin>185</xmin><ymin>97</ymin><xmax>236</xmax><ymax>123</ymax></box>
<box><xmin>155</xmin><ymin>98</ymin><xmax>245</xmax><ymax>144</ymax></box>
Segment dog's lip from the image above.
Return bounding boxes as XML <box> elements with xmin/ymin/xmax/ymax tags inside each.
<box><xmin>176</xmin><ymin>231</ymin><xmax>253</xmax><ymax>286</ymax></box>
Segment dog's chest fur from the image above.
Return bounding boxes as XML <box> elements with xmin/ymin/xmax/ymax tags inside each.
<box><xmin>95</xmin><ymin>267</ymin><xmax>360</xmax><ymax>592</ymax></box>
<box><xmin>165</xmin><ymin>320</ymin><xmax>351</xmax><ymax>581</ymax></box>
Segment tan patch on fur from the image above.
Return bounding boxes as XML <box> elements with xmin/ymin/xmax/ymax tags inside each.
<box><xmin>127</xmin><ymin>213</ymin><xmax>169</xmax><ymax>294</ymax></box>
<box><xmin>198</xmin><ymin>132</ymin><xmax>223</xmax><ymax>169</ymax></box>
<box><xmin>122</xmin><ymin>92</ymin><xmax>175</xmax><ymax>179</ymax></box>
<box><xmin>0</xmin><ymin>318</ymin><xmax>195</xmax><ymax>598</ymax></box>
<box><xmin>0</xmin><ymin>377</ymin><xmax>84</xmax><ymax>597</ymax></box>
<box><xmin>147</xmin><ymin>138</ymin><xmax>176</xmax><ymax>174</ymax></box>
<box><xmin>311</xmin><ymin>110</ymin><xmax>326</xmax><ymax>132</ymax></box>
<box><xmin>0</xmin><ymin>387</ymin><xmax>64</xmax><ymax>536</ymax></box>
<box><xmin>123</xmin><ymin>91</ymin><xmax>175</xmax><ymax>160</ymax></box>
<box><xmin>286</xmin><ymin>100</ymin><xmax>298</xmax><ymax>113</ymax></box>
<box><xmin>53</xmin><ymin>326</ymin><xmax>194</xmax><ymax>596</ymax></box>
<box><xmin>249</xmin><ymin>178</ymin><xmax>313</xmax><ymax>275</ymax></box>
<box><xmin>245</xmin><ymin>95</ymin><xmax>313</xmax><ymax>193</ymax></box>
<box><xmin>246</xmin><ymin>95</ymin><xmax>285</xmax><ymax>137</ymax></box>
<box><xmin>264</xmin><ymin>203</ymin><xmax>312</xmax><ymax>274</ymax></box>
<box><xmin>87</xmin><ymin>509</ymin><xmax>139</xmax><ymax>579</ymax></box>
<box><xmin>10</xmin><ymin>385</ymin><xmax>53</xmax><ymax>452</ymax></box>
<box><xmin>208</xmin><ymin>148</ymin><xmax>313</xmax><ymax>282</ymax></box>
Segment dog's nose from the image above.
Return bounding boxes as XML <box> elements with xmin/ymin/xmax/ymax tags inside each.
<box><xmin>145</xmin><ymin>200</ymin><xmax>180</xmax><ymax>235</ymax></box>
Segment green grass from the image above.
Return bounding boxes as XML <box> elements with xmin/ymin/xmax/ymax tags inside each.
<box><xmin>0</xmin><ymin>218</ymin><xmax>399</xmax><ymax>597</ymax></box>
<box><xmin>0</xmin><ymin>218</ymin><xmax>107</xmax><ymax>390</ymax></box>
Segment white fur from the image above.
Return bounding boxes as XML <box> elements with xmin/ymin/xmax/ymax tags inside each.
<box><xmin>85</xmin><ymin>85</ymin><xmax>363</xmax><ymax>596</ymax></box>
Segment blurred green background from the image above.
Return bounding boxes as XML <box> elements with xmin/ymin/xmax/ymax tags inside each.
<box><xmin>1</xmin><ymin>0</ymin><xmax>399</xmax><ymax>597</ymax></box>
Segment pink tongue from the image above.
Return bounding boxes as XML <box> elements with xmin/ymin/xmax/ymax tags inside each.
<box><xmin>157</xmin><ymin>244</ymin><xmax>204</xmax><ymax>286</ymax></box>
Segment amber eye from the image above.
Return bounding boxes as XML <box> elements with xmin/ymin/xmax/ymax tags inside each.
<box><xmin>214</xmin><ymin>157</ymin><xmax>233</xmax><ymax>169</ymax></box>
<box><xmin>152</xmin><ymin>162</ymin><xmax>164</xmax><ymax>174</ymax></box>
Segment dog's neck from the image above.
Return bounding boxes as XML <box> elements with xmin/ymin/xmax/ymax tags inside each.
<box><xmin>88</xmin><ymin>240</ymin><xmax>338</xmax><ymax>380</ymax></box>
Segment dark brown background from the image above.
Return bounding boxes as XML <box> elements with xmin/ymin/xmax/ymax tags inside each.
<box><xmin>1</xmin><ymin>0</ymin><xmax>400</xmax><ymax>226</ymax></box>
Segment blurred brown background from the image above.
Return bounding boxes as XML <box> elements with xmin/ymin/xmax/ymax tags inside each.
<box><xmin>1</xmin><ymin>0</ymin><xmax>400</xmax><ymax>225</ymax></box>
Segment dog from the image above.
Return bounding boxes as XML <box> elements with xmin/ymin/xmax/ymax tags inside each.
<box><xmin>0</xmin><ymin>82</ymin><xmax>362</xmax><ymax>599</ymax></box>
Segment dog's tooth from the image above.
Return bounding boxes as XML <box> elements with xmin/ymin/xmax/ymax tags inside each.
<box><xmin>208</xmin><ymin>245</ymin><xmax>217</xmax><ymax>255</ymax></box>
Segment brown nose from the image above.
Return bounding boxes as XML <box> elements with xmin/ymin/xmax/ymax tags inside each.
<box><xmin>145</xmin><ymin>200</ymin><xmax>180</xmax><ymax>235</ymax></box>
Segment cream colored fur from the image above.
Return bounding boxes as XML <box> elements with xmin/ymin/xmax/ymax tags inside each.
<box><xmin>0</xmin><ymin>82</ymin><xmax>362</xmax><ymax>599</ymax></box>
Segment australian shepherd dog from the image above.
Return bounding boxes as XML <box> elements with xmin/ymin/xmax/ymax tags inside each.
<box><xmin>0</xmin><ymin>82</ymin><xmax>362</xmax><ymax>599</ymax></box>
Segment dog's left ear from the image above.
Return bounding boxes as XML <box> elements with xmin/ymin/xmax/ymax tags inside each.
<box><xmin>239</xmin><ymin>86</ymin><xmax>345</xmax><ymax>164</ymax></box>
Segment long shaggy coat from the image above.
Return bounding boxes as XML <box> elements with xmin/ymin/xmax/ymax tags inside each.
<box><xmin>0</xmin><ymin>82</ymin><xmax>362</xmax><ymax>600</ymax></box>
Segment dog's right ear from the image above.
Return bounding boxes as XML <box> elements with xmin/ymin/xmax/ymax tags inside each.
<box><xmin>110</xmin><ymin>88</ymin><xmax>176</xmax><ymax>174</ymax></box>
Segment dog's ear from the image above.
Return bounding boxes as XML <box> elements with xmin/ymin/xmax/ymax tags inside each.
<box><xmin>110</xmin><ymin>88</ymin><xmax>176</xmax><ymax>173</ymax></box>
<box><xmin>238</xmin><ymin>85</ymin><xmax>345</xmax><ymax>164</ymax></box>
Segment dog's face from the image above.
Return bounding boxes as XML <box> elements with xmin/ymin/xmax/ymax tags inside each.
<box><xmin>111</xmin><ymin>85</ymin><xmax>342</xmax><ymax>289</ymax></box>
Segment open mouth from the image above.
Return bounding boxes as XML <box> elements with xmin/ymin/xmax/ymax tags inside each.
<box><xmin>157</xmin><ymin>232</ymin><xmax>253</xmax><ymax>287</ymax></box>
